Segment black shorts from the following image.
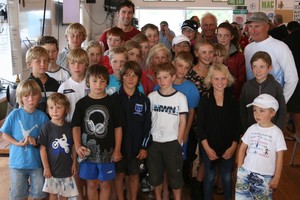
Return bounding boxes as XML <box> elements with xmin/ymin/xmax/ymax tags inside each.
<box><xmin>115</xmin><ymin>157</ymin><xmax>146</xmax><ymax>175</ymax></box>
<box><xmin>147</xmin><ymin>140</ymin><xmax>184</xmax><ymax>189</ymax></box>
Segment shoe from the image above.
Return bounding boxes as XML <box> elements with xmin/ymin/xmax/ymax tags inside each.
<box><xmin>148</xmin><ymin>190</ymin><xmax>156</xmax><ymax>199</ymax></box>
<box><xmin>140</xmin><ymin>178</ymin><xmax>151</xmax><ymax>192</ymax></box>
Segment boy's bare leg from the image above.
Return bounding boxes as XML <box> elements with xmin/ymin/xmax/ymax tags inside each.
<box><xmin>74</xmin><ymin>174</ymin><xmax>85</xmax><ymax>200</ymax></box>
<box><xmin>172</xmin><ymin>188</ymin><xmax>182</xmax><ymax>200</ymax></box>
<box><xmin>162</xmin><ymin>172</ymin><xmax>169</xmax><ymax>200</ymax></box>
<box><xmin>154</xmin><ymin>184</ymin><xmax>163</xmax><ymax>200</ymax></box>
<box><xmin>128</xmin><ymin>174</ymin><xmax>139</xmax><ymax>200</ymax></box>
<box><xmin>114</xmin><ymin>173</ymin><xmax>125</xmax><ymax>200</ymax></box>
<box><xmin>87</xmin><ymin>180</ymin><xmax>99</xmax><ymax>200</ymax></box>
<box><xmin>99</xmin><ymin>180</ymin><xmax>111</xmax><ymax>200</ymax></box>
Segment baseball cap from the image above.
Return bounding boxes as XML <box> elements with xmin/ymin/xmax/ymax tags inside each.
<box><xmin>172</xmin><ymin>34</ymin><xmax>191</xmax><ymax>46</ymax></box>
<box><xmin>246</xmin><ymin>94</ymin><xmax>279</xmax><ymax>111</ymax></box>
<box><xmin>245</xmin><ymin>12</ymin><xmax>269</xmax><ymax>24</ymax></box>
<box><xmin>181</xmin><ymin>20</ymin><xmax>199</xmax><ymax>31</ymax></box>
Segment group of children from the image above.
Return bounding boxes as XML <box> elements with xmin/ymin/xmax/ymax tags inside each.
<box><xmin>0</xmin><ymin>17</ymin><xmax>287</xmax><ymax>200</ymax></box>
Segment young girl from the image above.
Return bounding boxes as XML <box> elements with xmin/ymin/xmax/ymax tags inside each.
<box><xmin>112</xmin><ymin>61</ymin><xmax>152</xmax><ymax>200</ymax></box>
<box><xmin>217</xmin><ymin>22</ymin><xmax>246</xmax><ymax>99</ymax></box>
<box><xmin>38</xmin><ymin>93</ymin><xmax>78</xmax><ymax>199</ymax></box>
<box><xmin>142</xmin><ymin>43</ymin><xmax>172</xmax><ymax>95</ymax></box>
<box><xmin>0</xmin><ymin>79</ymin><xmax>49</xmax><ymax>200</ymax></box>
<box><xmin>124</xmin><ymin>40</ymin><xmax>142</xmax><ymax>64</ymax></box>
<box><xmin>132</xmin><ymin>33</ymin><xmax>150</xmax><ymax>66</ymax></box>
<box><xmin>85</xmin><ymin>40</ymin><xmax>103</xmax><ymax>66</ymax></box>
<box><xmin>197</xmin><ymin>63</ymin><xmax>240</xmax><ymax>200</ymax></box>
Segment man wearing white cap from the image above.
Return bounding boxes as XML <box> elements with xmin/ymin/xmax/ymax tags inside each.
<box><xmin>244</xmin><ymin>12</ymin><xmax>298</xmax><ymax>103</ymax></box>
<box><xmin>236</xmin><ymin>94</ymin><xmax>287</xmax><ymax>199</ymax></box>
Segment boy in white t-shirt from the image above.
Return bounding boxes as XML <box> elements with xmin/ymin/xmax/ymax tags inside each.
<box><xmin>236</xmin><ymin>94</ymin><xmax>287</xmax><ymax>199</ymax></box>
<box><xmin>147</xmin><ymin>62</ymin><xmax>188</xmax><ymax>200</ymax></box>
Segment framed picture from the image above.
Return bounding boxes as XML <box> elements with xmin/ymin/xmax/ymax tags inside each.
<box><xmin>212</xmin><ymin>0</ymin><xmax>227</xmax><ymax>2</ymax></box>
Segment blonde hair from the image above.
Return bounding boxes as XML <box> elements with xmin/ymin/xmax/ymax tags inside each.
<box><xmin>124</xmin><ymin>40</ymin><xmax>141</xmax><ymax>52</ymax></box>
<box><xmin>65</xmin><ymin>23</ymin><xmax>87</xmax><ymax>39</ymax></box>
<box><xmin>145</xmin><ymin>43</ymin><xmax>171</xmax><ymax>70</ymax></box>
<box><xmin>67</xmin><ymin>48</ymin><xmax>89</xmax><ymax>68</ymax></box>
<box><xmin>194</xmin><ymin>39</ymin><xmax>215</xmax><ymax>53</ymax></box>
<box><xmin>214</xmin><ymin>43</ymin><xmax>227</xmax><ymax>57</ymax></box>
<box><xmin>47</xmin><ymin>93</ymin><xmax>70</xmax><ymax>115</ymax></box>
<box><xmin>16</xmin><ymin>79</ymin><xmax>41</xmax><ymax>107</ymax></box>
<box><xmin>85</xmin><ymin>40</ymin><xmax>103</xmax><ymax>55</ymax></box>
<box><xmin>108</xmin><ymin>46</ymin><xmax>128</xmax><ymax>61</ymax></box>
<box><xmin>132</xmin><ymin>33</ymin><xmax>149</xmax><ymax>44</ymax></box>
<box><xmin>26</xmin><ymin>46</ymin><xmax>49</xmax><ymax>65</ymax></box>
<box><xmin>174</xmin><ymin>51</ymin><xmax>194</xmax><ymax>67</ymax></box>
<box><xmin>154</xmin><ymin>62</ymin><xmax>176</xmax><ymax>77</ymax></box>
<box><xmin>204</xmin><ymin>63</ymin><xmax>235</xmax><ymax>89</ymax></box>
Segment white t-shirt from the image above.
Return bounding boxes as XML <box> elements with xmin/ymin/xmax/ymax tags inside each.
<box><xmin>148</xmin><ymin>90</ymin><xmax>188</xmax><ymax>143</ymax></box>
<box><xmin>241</xmin><ymin>123</ymin><xmax>287</xmax><ymax>176</ymax></box>
<box><xmin>58</xmin><ymin>77</ymin><xmax>90</xmax><ymax>122</ymax></box>
<box><xmin>46</xmin><ymin>67</ymin><xmax>70</xmax><ymax>84</ymax></box>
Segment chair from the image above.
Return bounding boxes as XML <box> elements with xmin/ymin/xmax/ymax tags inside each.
<box><xmin>6</xmin><ymin>83</ymin><xmax>18</xmax><ymax>115</ymax></box>
<box><xmin>290</xmin><ymin>135</ymin><xmax>300</xmax><ymax>166</ymax></box>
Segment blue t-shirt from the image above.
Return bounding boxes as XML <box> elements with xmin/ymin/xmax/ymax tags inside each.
<box><xmin>0</xmin><ymin>108</ymin><xmax>49</xmax><ymax>169</ymax></box>
<box><xmin>154</xmin><ymin>79</ymin><xmax>200</xmax><ymax>109</ymax></box>
<box><xmin>106</xmin><ymin>74</ymin><xmax>144</xmax><ymax>95</ymax></box>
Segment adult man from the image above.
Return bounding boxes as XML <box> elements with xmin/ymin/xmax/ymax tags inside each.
<box><xmin>99</xmin><ymin>1</ymin><xmax>140</xmax><ymax>51</ymax></box>
<box><xmin>244</xmin><ymin>12</ymin><xmax>298</xmax><ymax>102</ymax></box>
<box><xmin>268</xmin><ymin>14</ymin><xmax>288</xmax><ymax>41</ymax></box>
<box><xmin>200</xmin><ymin>12</ymin><xmax>218</xmax><ymax>43</ymax></box>
<box><xmin>159</xmin><ymin>21</ymin><xmax>175</xmax><ymax>50</ymax></box>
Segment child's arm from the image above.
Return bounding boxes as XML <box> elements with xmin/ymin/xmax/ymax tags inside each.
<box><xmin>2</xmin><ymin>133</ymin><xmax>28</xmax><ymax>147</ymax></box>
<box><xmin>112</xmin><ymin>126</ymin><xmax>122</xmax><ymax>162</ymax></box>
<box><xmin>269</xmin><ymin>150</ymin><xmax>284</xmax><ymax>189</ymax></box>
<box><xmin>237</xmin><ymin>142</ymin><xmax>248</xmax><ymax>168</ymax></box>
<box><xmin>178</xmin><ymin>113</ymin><xmax>187</xmax><ymax>145</ymax></box>
<box><xmin>40</xmin><ymin>145</ymin><xmax>51</xmax><ymax>178</ymax></box>
<box><xmin>222</xmin><ymin>141</ymin><xmax>238</xmax><ymax>160</ymax></box>
<box><xmin>71</xmin><ymin>144</ymin><xmax>78</xmax><ymax>176</ymax></box>
<box><xmin>183</xmin><ymin>109</ymin><xmax>195</xmax><ymax>143</ymax></box>
<box><xmin>73</xmin><ymin>126</ymin><xmax>87</xmax><ymax>158</ymax></box>
<box><xmin>201</xmin><ymin>139</ymin><xmax>218</xmax><ymax>160</ymax></box>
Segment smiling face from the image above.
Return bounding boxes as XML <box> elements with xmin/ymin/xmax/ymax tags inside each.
<box><xmin>123</xmin><ymin>69</ymin><xmax>139</xmax><ymax>90</ymax></box>
<box><xmin>145</xmin><ymin>28</ymin><xmax>159</xmax><ymax>48</ymax></box>
<box><xmin>195</xmin><ymin>44</ymin><xmax>214</xmax><ymax>66</ymax></box>
<box><xmin>248</xmin><ymin>21</ymin><xmax>269</xmax><ymax>42</ymax></box>
<box><xmin>48</xmin><ymin>102</ymin><xmax>67</xmax><ymax>122</ymax></box>
<box><xmin>251</xmin><ymin>58</ymin><xmax>271</xmax><ymax>83</ymax></box>
<box><xmin>117</xmin><ymin>6</ymin><xmax>134</xmax><ymax>27</ymax></box>
<box><xmin>201</xmin><ymin>15</ymin><xmax>217</xmax><ymax>39</ymax></box>
<box><xmin>211</xmin><ymin>70</ymin><xmax>228</xmax><ymax>93</ymax></box>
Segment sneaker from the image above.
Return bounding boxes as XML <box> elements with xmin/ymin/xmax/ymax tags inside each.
<box><xmin>140</xmin><ymin>178</ymin><xmax>151</xmax><ymax>192</ymax></box>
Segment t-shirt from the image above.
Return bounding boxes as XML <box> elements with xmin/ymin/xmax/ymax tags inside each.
<box><xmin>46</xmin><ymin>67</ymin><xmax>70</xmax><ymax>85</ymax></box>
<box><xmin>0</xmin><ymin>108</ymin><xmax>49</xmax><ymax>169</ymax></box>
<box><xmin>241</xmin><ymin>123</ymin><xmax>287</xmax><ymax>176</ymax></box>
<box><xmin>72</xmin><ymin>95</ymin><xmax>125</xmax><ymax>163</ymax></box>
<box><xmin>148</xmin><ymin>90</ymin><xmax>188</xmax><ymax>142</ymax></box>
<box><xmin>58</xmin><ymin>77</ymin><xmax>90</xmax><ymax>122</ymax></box>
<box><xmin>38</xmin><ymin>121</ymin><xmax>73</xmax><ymax>178</ymax></box>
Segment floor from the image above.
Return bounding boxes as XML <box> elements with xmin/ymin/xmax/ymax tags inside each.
<box><xmin>1</xmin><ymin>133</ymin><xmax>300</xmax><ymax>200</ymax></box>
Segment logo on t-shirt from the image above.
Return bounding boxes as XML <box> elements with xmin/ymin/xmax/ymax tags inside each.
<box><xmin>134</xmin><ymin>103</ymin><xmax>143</xmax><ymax>116</ymax></box>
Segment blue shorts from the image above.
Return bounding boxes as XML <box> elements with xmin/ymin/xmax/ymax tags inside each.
<box><xmin>10</xmin><ymin>168</ymin><xmax>46</xmax><ymax>199</ymax></box>
<box><xmin>79</xmin><ymin>162</ymin><xmax>116</xmax><ymax>181</ymax></box>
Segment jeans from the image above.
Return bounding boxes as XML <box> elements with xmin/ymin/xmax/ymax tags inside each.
<box><xmin>202</xmin><ymin>149</ymin><xmax>234</xmax><ymax>200</ymax></box>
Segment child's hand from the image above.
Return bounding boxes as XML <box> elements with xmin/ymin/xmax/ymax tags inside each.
<box><xmin>72</xmin><ymin>162</ymin><xmax>78</xmax><ymax>176</ymax></box>
<box><xmin>43</xmin><ymin>167</ymin><xmax>52</xmax><ymax>178</ymax></box>
<box><xmin>136</xmin><ymin>149</ymin><xmax>147</xmax><ymax>160</ymax></box>
<box><xmin>17</xmin><ymin>137</ymin><xmax>29</xmax><ymax>147</ymax></box>
<box><xmin>28</xmin><ymin>136</ymin><xmax>37</xmax><ymax>146</ymax></box>
<box><xmin>269</xmin><ymin>176</ymin><xmax>280</xmax><ymax>190</ymax></box>
<box><xmin>76</xmin><ymin>146</ymin><xmax>88</xmax><ymax>158</ymax></box>
<box><xmin>222</xmin><ymin>146</ymin><xmax>236</xmax><ymax>160</ymax></box>
<box><xmin>112</xmin><ymin>150</ymin><xmax>122</xmax><ymax>162</ymax></box>
<box><xmin>205</xmin><ymin>147</ymin><xmax>219</xmax><ymax>161</ymax></box>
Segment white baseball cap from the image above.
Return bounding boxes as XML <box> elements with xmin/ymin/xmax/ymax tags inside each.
<box><xmin>246</xmin><ymin>94</ymin><xmax>279</xmax><ymax>111</ymax></box>
<box><xmin>172</xmin><ymin>34</ymin><xmax>191</xmax><ymax>46</ymax></box>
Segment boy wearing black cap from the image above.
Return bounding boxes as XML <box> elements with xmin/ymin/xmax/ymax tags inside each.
<box><xmin>181</xmin><ymin>19</ymin><xmax>199</xmax><ymax>64</ymax></box>
<box><xmin>236</xmin><ymin>94</ymin><xmax>287</xmax><ymax>199</ymax></box>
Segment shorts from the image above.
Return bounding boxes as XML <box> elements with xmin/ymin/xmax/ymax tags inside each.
<box><xmin>79</xmin><ymin>162</ymin><xmax>116</xmax><ymax>181</ymax></box>
<box><xmin>43</xmin><ymin>176</ymin><xmax>78</xmax><ymax>198</ymax></box>
<box><xmin>235</xmin><ymin>166</ymin><xmax>273</xmax><ymax>200</ymax></box>
<box><xmin>10</xmin><ymin>168</ymin><xmax>46</xmax><ymax>199</ymax></box>
<box><xmin>115</xmin><ymin>157</ymin><xmax>146</xmax><ymax>175</ymax></box>
<box><xmin>147</xmin><ymin>140</ymin><xmax>184</xmax><ymax>189</ymax></box>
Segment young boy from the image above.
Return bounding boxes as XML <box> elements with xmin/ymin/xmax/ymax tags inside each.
<box><xmin>37</xmin><ymin>35</ymin><xmax>70</xmax><ymax>84</ymax></box>
<box><xmin>26</xmin><ymin>46</ymin><xmax>60</xmax><ymax>113</ymax></box>
<box><xmin>240</xmin><ymin>51</ymin><xmax>286</xmax><ymax>133</ymax></box>
<box><xmin>112</xmin><ymin>61</ymin><xmax>152</xmax><ymax>200</ymax></box>
<box><xmin>57</xmin><ymin>23</ymin><xmax>87</xmax><ymax>70</ymax></box>
<box><xmin>85</xmin><ymin>40</ymin><xmax>103</xmax><ymax>66</ymax></box>
<box><xmin>236</xmin><ymin>94</ymin><xmax>287</xmax><ymax>199</ymax></box>
<box><xmin>72</xmin><ymin>64</ymin><xmax>125</xmax><ymax>200</ymax></box>
<box><xmin>38</xmin><ymin>93</ymin><xmax>78</xmax><ymax>199</ymax></box>
<box><xmin>0</xmin><ymin>79</ymin><xmax>49</xmax><ymax>200</ymax></box>
<box><xmin>104</xmin><ymin>27</ymin><xmax>125</xmax><ymax>56</ymax></box>
<box><xmin>147</xmin><ymin>62</ymin><xmax>188</xmax><ymax>200</ymax></box>
<box><xmin>212</xmin><ymin>43</ymin><xmax>228</xmax><ymax>64</ymax></box>
<box><xmin>106</xmin><ymin>47</ymin><xmax>144</xmax><ymax>95</ymax></box>
<box><xmin>58</xmin><ymin>48</ymin><xmax>90</xmax><ymax>123</ymax></box>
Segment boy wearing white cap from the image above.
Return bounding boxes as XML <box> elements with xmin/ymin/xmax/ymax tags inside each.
<box><xmin>236</xmin><ymin>94</ymin><xmax>287</xmax><ymax>199</ymax></box>
<box><xmin>171</xmin><ymin>34</ymin><xmax>191</xmax><ymax>57</ymax></box>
